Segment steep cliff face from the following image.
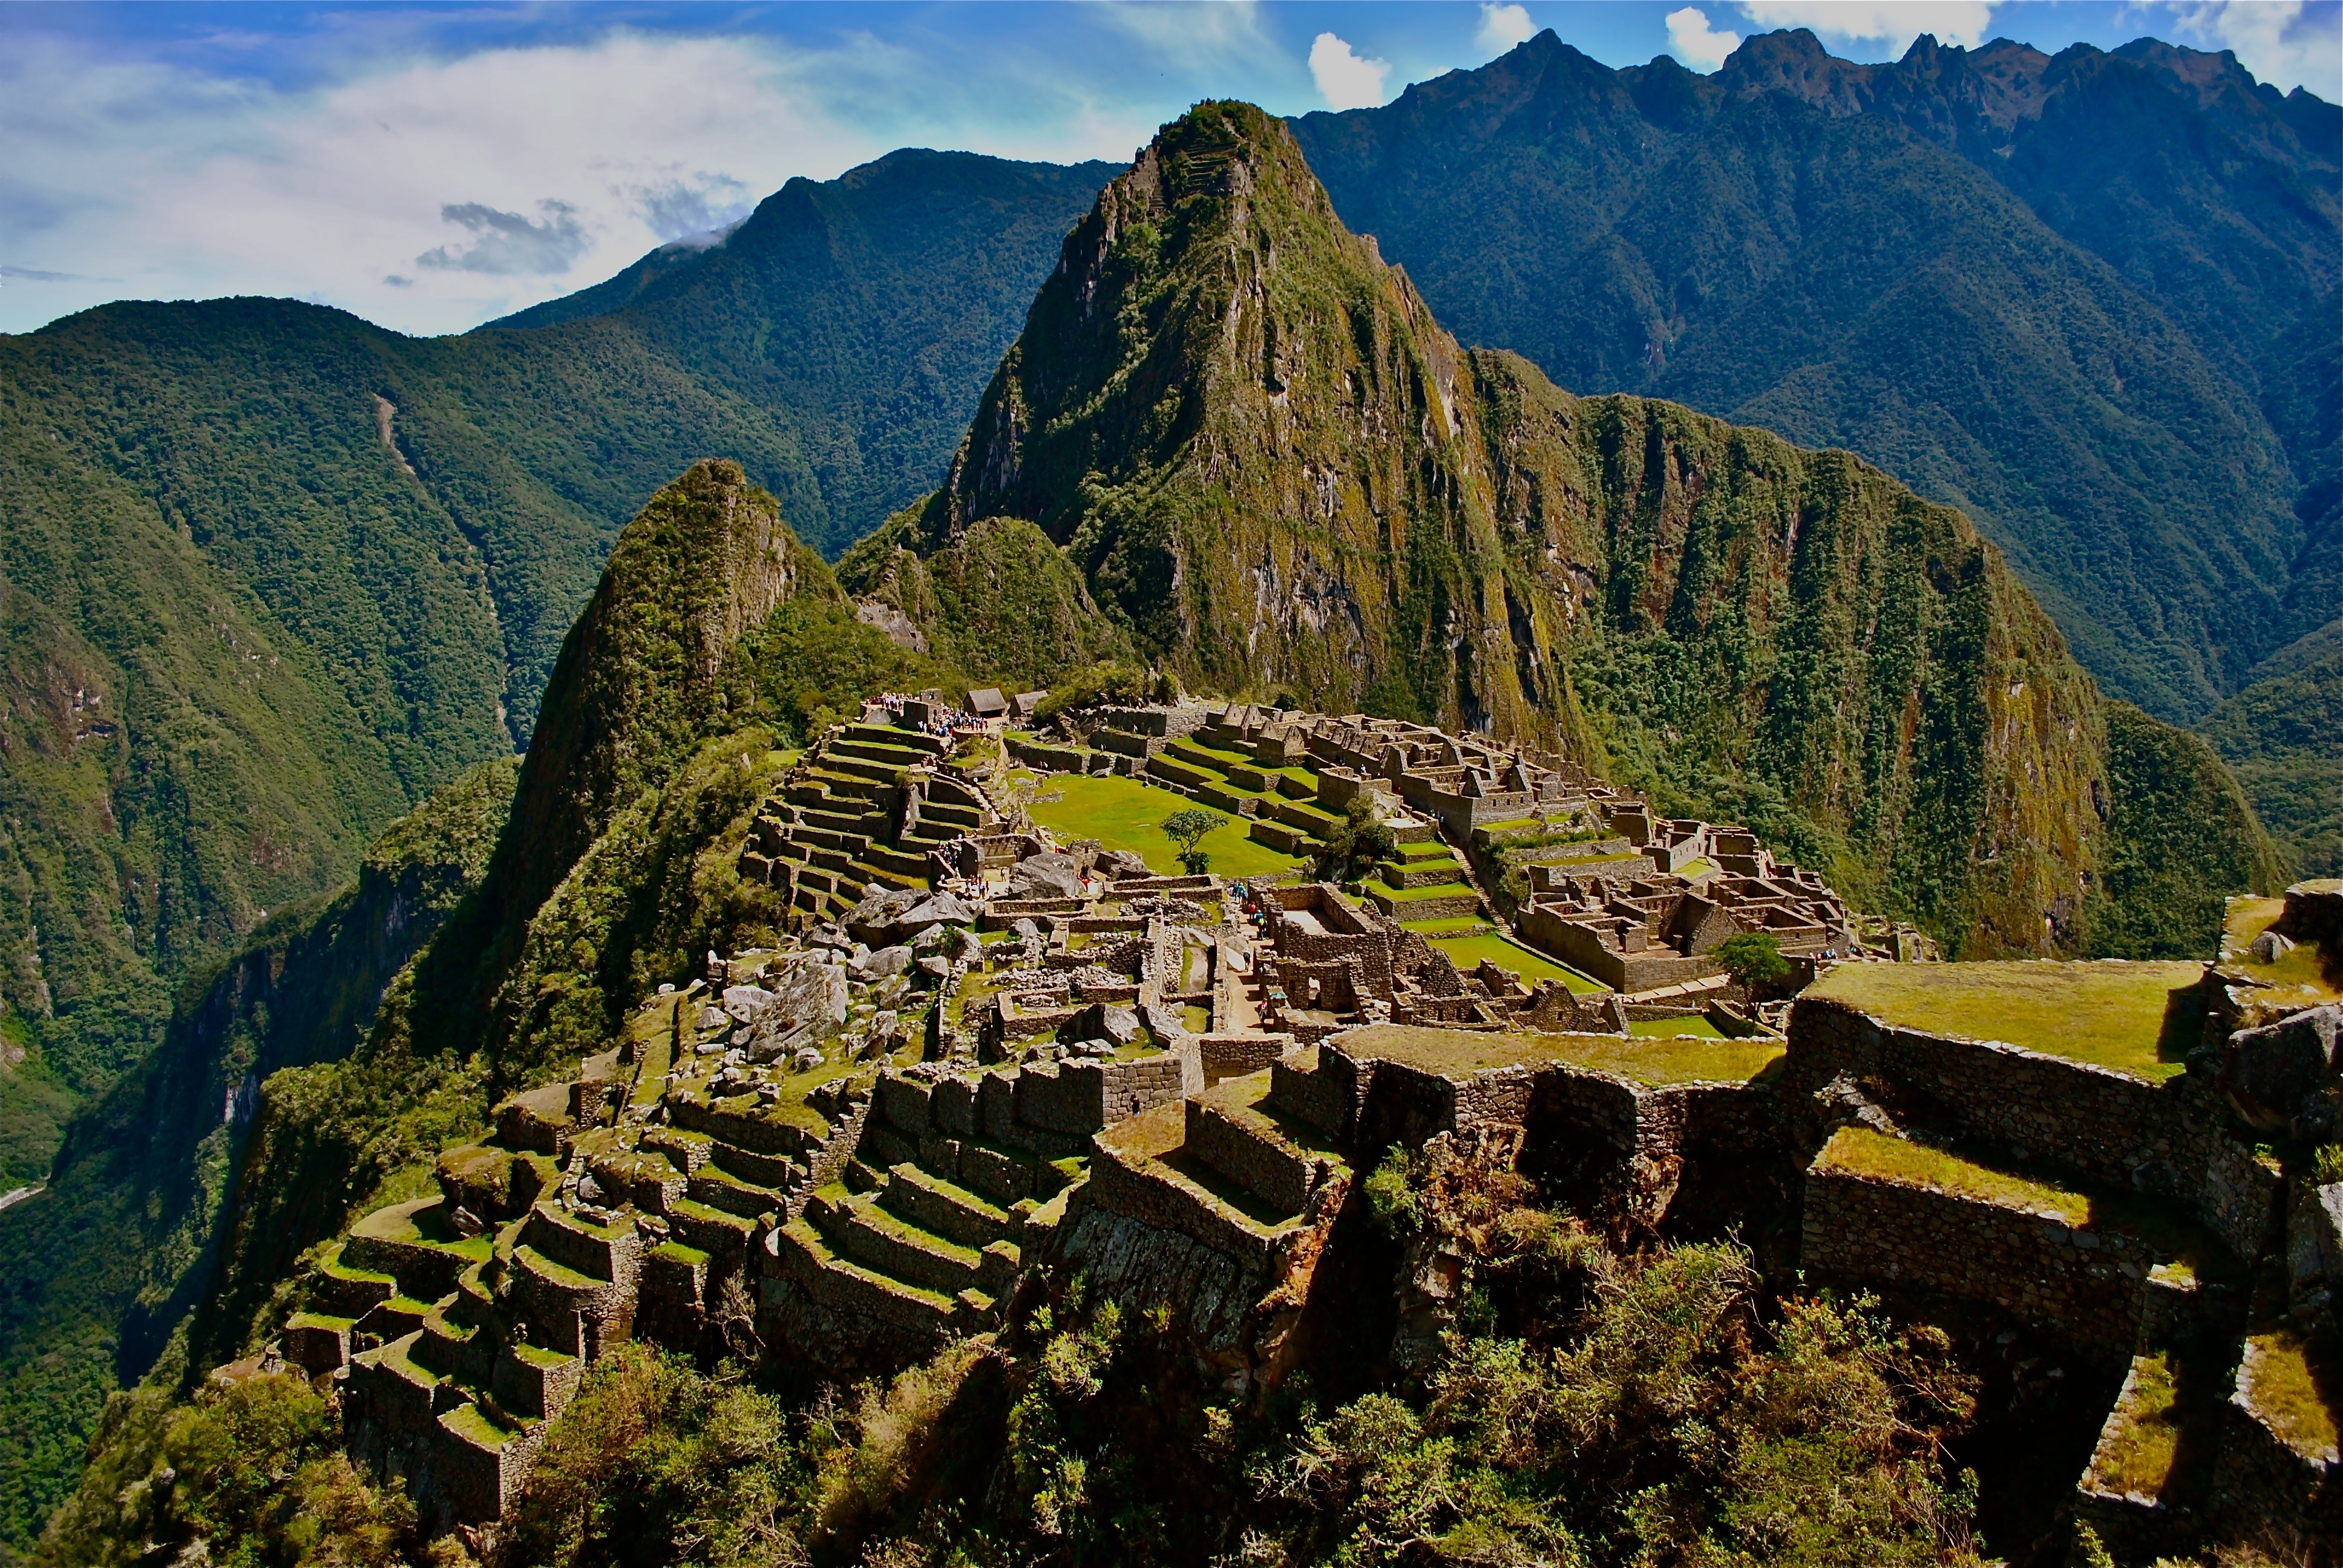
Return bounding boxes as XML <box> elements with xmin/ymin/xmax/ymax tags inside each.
<box><xmin>913</xmin><ymin>102</ymin><xmax>2207</xmax><ymax>952</ymax></box>
<box><xmin>413</xmin><ymin>459</ymin><xmax>832</xmax><ymax>1063</ymax></box>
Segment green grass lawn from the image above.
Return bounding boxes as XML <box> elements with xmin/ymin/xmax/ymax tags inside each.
<box><xmin>1403</xmin><ymin>915</ymin><xmax>1493</xmax><ymax>936</ymax></box>
<box><xmin>2244</xmin><ymin>1330</ymin><xmax>2339</xmax><ymax>1461</ymax></box>
<box><xmin>1374</xmin><ymin>879</ymin><xmax>1479</xmax><ymax>903</ymax></box>
<box><xmin>1336</xmin><ymin>1024</ymin><xmax>1781</xmax><ymax>1086</ymax></box>
<box><xmin>1024</xmin><ymin>773</ymin><xmax>1310</xmax><ymax>879</ymax></box>
<box><xmin>1432</xmin><ymin>934</ymin><xmax>1605</xmax><ymax>994</ymax></box>
<box><xmin>1629</xmin><ymin>1016</ymin><xmax>1727</xmax><ymax>1039</ymax></box>
<box><xmin>1805</xmin><ymin>960</ymin><xmax>2204</xmax><ymax>1080</ymax></box>
<box><xmin>1394</xmin><ymin>840</ymin><xmax>1460</xmax><ymax>862</ymax></box>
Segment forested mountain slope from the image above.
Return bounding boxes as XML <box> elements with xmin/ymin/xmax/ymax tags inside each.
<box><xmin>860</xmin><ymin>100</ymin><xmax>2281</xmax><ymax>955</ymax></box>
<box><xmin>1291</xmin><ymin>28</ymin><xmax>2339</xmax><ymax>731</ymax></box>
<box><xmin>0</xmin><ymin>152</ymin><xmax>1108</xmax><ymax>1195</ymax></box>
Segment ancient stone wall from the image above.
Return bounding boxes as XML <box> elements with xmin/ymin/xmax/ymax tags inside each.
<box><xmin>1786</xmin><ymin>998</ymin><xmax>2213</xmax><ymax>1200</ymax></box>
<box><xmin>1801</xmin><ymin>1167</ymin><xmax>2152</xmax><ymax>1362</ymax></box>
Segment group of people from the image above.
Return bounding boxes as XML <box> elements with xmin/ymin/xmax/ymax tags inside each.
<box><xmin>867</xmin><ymin>692</ymin><xmax>983</xmax><ymax>739</ymax></box>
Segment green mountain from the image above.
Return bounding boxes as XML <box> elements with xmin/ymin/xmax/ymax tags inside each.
<box><xmin>0</xmin><ymin>151</ymin><xmax>1108</xmax><ymax>1193</ymax></box>
<box><xmin>1289</xmin><ymin>28</ymin><xmax>2338</xmax><ymax>728</ymax></box>
<box><xmin>860</xmin><ymin>100</ymin><xmax>2280</xmax><ymax>955</ymax></box>
<box><xmin>0</xmin><ymin>755</ymin><xmax>513</xmax><ymax>1548</ymax></box>
<box><xmin>2201</xmin><ymin>619</ymin><xmax>2343</xmax><ymax>876</ymax></box>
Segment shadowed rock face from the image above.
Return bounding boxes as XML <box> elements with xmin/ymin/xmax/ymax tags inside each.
<box><xmin>873</xmin><ymin>101</ymin><xmax>2269</xmax><ymax>955</ymax></box>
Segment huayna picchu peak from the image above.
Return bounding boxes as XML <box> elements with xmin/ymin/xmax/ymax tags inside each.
<box><xmin>2</xmin><ymin>38</ymin><xmax>2333</xmax><ymax>1568</ymax></box>
<box><xmin>846</xmin><ymin>102</ymin><xmax>2276</xmax><ymax>963</ymax></box>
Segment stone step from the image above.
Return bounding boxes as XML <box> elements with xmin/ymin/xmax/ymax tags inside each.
<box><xmin>827</xmin><ymin>754</ymin><xmax>909</xmax><ymax>786</ymax></box>
<box><xmin>863</xmin><ymin>843</ymin><xmax>932</xmax><ymax>880</ymax></box>
<box><xmin>833</xmin><ymin>737</ymin><xmax>933</xmax><ymax>769</ymax></box>
<box><xmin>1185</xmin><ymin>1070</ymin><xmax>1345</xmax><ymax>1219</ymax></box>
<box><xmin>1090</xmin><ymin>1103</ymin><xmax>1311</xmax><ymax>1271</ymax></box>
<box><xmin>852</xmin><ymin>860</ymin><xmax>919</xmax><ymax>893</ymax></box>
<box><xmin>879</xmin><ymin>1163</ymin><xmax>1017</xmax><ymax>1250</ymax></box>
<box><xmin>774</xmin><ymin>1218</ymin><xmax>963</xmax><ymax>1328</ymax></box>
<box><xmin>795</xmin><ymin>825</ymin><xmax>874</xmax><ymax>855</ymax></box>
<box><xmin>806</xmin><ymin>1187</ymin><xmax>987</xmax><ymax>1296</ymax></box>
<box><xmin>920</xmin><ymin>800</ymin><xmax>984</xmax><ymax>830</ymax></box>
<box><xmin>665</xmin><ymin>1196</ymin><xmax>756</xmax><ymax>1261</ymax></box>
<box><xmin>687</xmin><ymin>1165</ymin><xmax>785</xmax><ymax>1220</ymax></box>
<box><xmin>842</xmin><ymin>724</ymin><xmax>946</xmax><ymax>757</ymax></box>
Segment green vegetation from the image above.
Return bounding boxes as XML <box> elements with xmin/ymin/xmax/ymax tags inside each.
<box><xmin>0</xmin><ymin>757</ymin><xmax>514</xmax><ymax>1548</ymax></box>
<box><xmin>1158</xmin><ymin>809</ymin><xmax>1227</xmax><ymax>876</ymax></box>
<box><xmin>1714</xmin><ymin>932</ymin><xmax>1791</xmax><ymax>990</ymax></box>
<box><xmin>1312</xmin><ymin>797</ymin><xmax>1398</xmax><ymax>882</ymax></box>
<box><xmin>1807</xmin><ymin>959</ymin><xmax>2205</xmax><ymax>1079</ymax></box>
<box><xmin>2223</xmin><ymin>896</ymin><xmax>2341</xmax><ymax>1001</ymax></box>
<box><xmin>1295</xmin><ymin>33</ymin><xmax>2331</xmax><ymax>727</ymax></box>
<box><xmin>1817</xmin><ymin>1127</ymin><xmax>2092</xmax><ymax>1224</ymax></box>
<box><xmin>1338</xmin><ymin>1024</ymin><xmax>1780</xmax><ymax>1086</ymax></box>
<box><xmin>36</xmin><ymin>1367</ymin><xmax>415</xmax><ymax>1568</ymax></box>
<box><xmin>1429</xmin><ymin>934</ymin><xmax>1604</xmax><ymax>994</ymax></box>
<box><xmin>1023</xmin><ymin>774</ymin><xmax>1307</xmax><ymax>880</ymax></box>
<box><xmin>2202</xmin><ymin>627</ymin><xmax>2343</xmax><ymax>876</ymax></box>
<box><xmin>2089</xmin><ymin>1353</ymin><xmax>2181</xmax><ymax>1498</ymax></box>
<box><xmin>2244</xmin><ymin>1331</ymin><xmax>2340</xmax><ymax>1460</ymax></box>
<box><xmin>884</xmin><ymin>100</ymin><xmax>2266</xmax><ymax>963</ymax></box>
<box><xmin>1626</xmin><ymin>1016</ymin><xmax>1729</xmax><ymax>1040</ymax></box>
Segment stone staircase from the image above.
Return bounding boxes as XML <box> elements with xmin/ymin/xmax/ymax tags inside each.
<box><xmin>764</xmin><ymin>1094</ymin><xmax>1081</xmax><ymax>1367</ymax></box>
<box><xmin>738</xmin><ymin>722</ymin><xmax>998</xmax><ymax>923</ymax></box>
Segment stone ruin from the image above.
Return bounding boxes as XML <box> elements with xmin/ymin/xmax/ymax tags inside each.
<box><xmin>258</xmin><ymin>701</ymin><xmax>2338</xmax><ymax>1561</ymax></box>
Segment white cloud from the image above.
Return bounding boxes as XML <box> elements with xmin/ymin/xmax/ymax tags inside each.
<box><xmin>1477</xmin><ymin>4</ymin><xmax>1537</xmax><ymax>51</ymax></box>
<box><xmin>1309</xmin><ymin>31</ymin><xmax>1392</xmax><ymax>109</ymax></box>
<box><xmin>2151</xmin><ymin>1</ymin><xmax>2342</xmax><ymax>99</ymax></box>
<box><xmin>1666</xmin><ymin>7</ymin><xmax>1745</xmax><ymax>70</ymax></box>
<box><xmin>1734</xmin><ymin>2</ymin><xmax>1997</xmax><ymax>51</ymax></box>
<box><xmin>0</xmin><ymin>24</ymin><xmax>1184</xmax><ymax>336</ymax></box>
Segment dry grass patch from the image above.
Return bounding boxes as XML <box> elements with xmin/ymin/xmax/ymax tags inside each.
<box><xmin>1806</xmin><ymin>959</ymin><xmax>2203</xmax><ymax>1080</ymax></box>
<box><xmin>2243</xmin><ymin>1330</ymin><xmax>2340</xmax><ymax>1462</ymax></box>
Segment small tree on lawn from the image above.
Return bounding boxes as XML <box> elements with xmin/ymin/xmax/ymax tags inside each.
<box><xmin>1714</xmin><ymin>931</ymin><xmax>1791</xmax><ymax>993</ymax></box>
<box><xmin>1160</xmin><ymin>809</ymin><xmax>1227</xmax><ymax>876</ymax></box>
<box><xmin>1316</xmin><ymin>795</ymin><xmax>1397</xmax><ymax>882</ymax></box>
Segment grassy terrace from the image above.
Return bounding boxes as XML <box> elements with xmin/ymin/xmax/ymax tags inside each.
<box><xmin>1403</xmin><ymin>915</ymin><xmax>1492</xmax><ymax>936</ymax></box>
<box><xmin>2244</xmin><ymin>1330</ymin><xmax>2339</xmax><ymax>1461</ymax></box>
<box><xmin>1430</xmin><ymin>933</ymin><xmax>1604</xmax><ymax>994</ymax></box>
<box><xmin>1818</xmin><ymin>1126</ymin><xmax>2091</xmax><ymax>1222</ymax></box>
<box><xmin>2089</xmin><ymin>1353</ymin><xmax>2182</xmax><ymax>1498</ymax></box>
<box><xmin>1804</xmin><ymin>959</ymin><xmax>2205</xmax><ymax>1081</ymax></box>
<box><xmin>2223</xmin><ymin>895</ymin><xmax>2339</xmax><ymax>1001</ymax></box>
<box><xmin>1816</xmin><ymin>1128</ymin><xmax>2241</xmax><ymax>1279</ymax></box>
<box><xmin>1336</xmin><ymin>1024</ymin><xmax>1783</xmax><ymax>1086</ymax></box>
<box><xmin>1021</xmin><ymin>772</ymin><xmax>1310</xmax><ymax>880</ymax></box>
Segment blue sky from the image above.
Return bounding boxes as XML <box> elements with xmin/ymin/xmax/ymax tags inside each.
<box><xmin>2</xmin><ymin>1</ymin><xmax>2336</xmax><ymax>336</ymax></box>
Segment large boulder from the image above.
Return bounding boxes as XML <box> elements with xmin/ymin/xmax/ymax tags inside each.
<box><xmin>1097</xmin><ymin>848</ymin><xmax>1153</xmax><ymax>880</ymax></box>
<box><xmin>739</xmin><ymin>955</ymin><xmax>850</xmax><ymax>1063</ymax></box>
<box><xmin>2220</xmin><ymin>1004</ymin><xmax>2341</xmax><ymax>1135</ymax></box>
<box><xmin>1011</xmin><ymin>851</ymin><xmax>1087</xmax><ymax>900</ymax></box>
<box><xmin>893</xmin><ymin>892</ymin><xmax>975</xmax><ymax>941</ymax></box>
<box><xmin>846</xmin><ymin>886</ymin><xmax>926</xmax><ymax>948</ymax></box>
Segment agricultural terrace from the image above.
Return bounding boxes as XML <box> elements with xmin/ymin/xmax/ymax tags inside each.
<box><xmin>1015</xmin><ymin>771</ymin><xmax>1311</xmax><ymax>880</ymax></box>
<box><xmin>1429</xmin><ymin>933</ymin><xmax>1606</xmax><ymax>994</ymax></box>
<box><xmin>1338</xmin><ymin>1024</ymin><xmax>1783</xmax><ymax>1088</ymax></box>
<box><xmin>1806</xmin><ymin>959</ymin><xmax>2204</xmax><ymax>1081</ymax></box>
